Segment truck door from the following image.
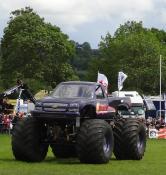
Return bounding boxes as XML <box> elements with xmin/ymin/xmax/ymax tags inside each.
<box><xmin>95</xmin><ymin>85</ymin><xmax>110</xmax><ymax>117</ymax></box>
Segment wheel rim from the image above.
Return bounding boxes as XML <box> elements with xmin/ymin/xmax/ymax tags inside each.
<box><xmin>103</xmin><ymin>136</ymin><xmax>110</xmax><ymax>154</ymax></box>
<box><xmin>137</xmin><ymin>132</ymin><xmax>144</xmax><ymax>152</ymax></box>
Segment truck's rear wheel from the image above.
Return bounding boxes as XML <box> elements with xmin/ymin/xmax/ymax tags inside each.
<box><xmin>113</xmin><ymin>119</ymin><xmax>127</xmax><ymax>159</ymax></box>
<box><xmin>113</xmin><ymin>118</ymin><xmax>146</xmax><ymax>160</ymax></box>
<box><xmin>76</xmin><ymin>119</ymin><xmax>114</xmax><ymax>164</ymax></box>
<box><xmin>12</xmin><ymin>117</ymin><xmax>48</xmax><ymax>162</ymax></box>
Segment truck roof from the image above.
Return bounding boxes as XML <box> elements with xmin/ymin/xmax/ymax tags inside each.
<box><xmin>112</xmin><ymin>91</ymin><xmax>139</xmax><ymax>97</ymax></box>
<box><xmin>111</xmin><ymin>91</ymin><xmax>143</xmax><ymax>105</ymax></box>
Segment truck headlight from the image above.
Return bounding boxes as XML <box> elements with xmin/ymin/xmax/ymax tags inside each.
<box><xmin>68</xmin><ymin>103</ymin><xmax>79</xmax><ymax>112</ymax></box>
<box><xmin>35</xmin><ymin>102</ymin><xmax>42</xmax><ymax>111</ymax></box>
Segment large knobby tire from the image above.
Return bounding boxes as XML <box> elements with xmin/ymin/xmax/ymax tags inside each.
<box><xmin>113</xmin><ymin>118</ymin><xmax>146</xmax><ymax>160</ymax></box>
<box><xmin>76</xmin><ymin>119</ymin><xmax>114</xmax><ymax>164</ymax></box>
<box><xmin>51</xmin><ymin>144</ymin><xmax>76</xmax><ymax>158</ymax></box>
<box><xmin>113</xmin><ymin>119</ymin><xmax>127</xmax><ymax>160</ymax></box>
<box><xmin>12</xmin><ymin>117</ymin><xmax>48</xmax><ymax>162</ymax></box>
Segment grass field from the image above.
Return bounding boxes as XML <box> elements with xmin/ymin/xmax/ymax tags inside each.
<box><xmin>0</xmin><ymin>134</ymin><xmax>166</xmax><ymax>175</ymax></box>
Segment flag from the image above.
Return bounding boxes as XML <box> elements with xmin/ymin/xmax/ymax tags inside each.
<box><xmin>97</xmin><ymin>72</ymin><xmax>108</xmax><ymax>92</ymax></box>
<box><xmin>118</xmin><ymin>71</ymin><xmax>127</xmax><ymax>91</ymax></box>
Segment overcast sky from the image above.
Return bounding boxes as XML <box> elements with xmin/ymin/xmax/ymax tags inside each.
<box><xmin>0</xmin><ymin>0</ymin><xmax>166</xmax><ymax>48</ymax></box>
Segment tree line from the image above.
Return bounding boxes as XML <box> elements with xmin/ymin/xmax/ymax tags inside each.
<box><xmin>0</xmin><ymin>7</ymin><xmax>166</xmax><ymax>95</ymax></box>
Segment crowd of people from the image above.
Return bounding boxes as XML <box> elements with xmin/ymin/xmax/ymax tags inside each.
<box><xmin>146</xmin><ymin>116</ymin><xmax>166</xmax><ymax>130</ymax></box>
<box><xmin>0</xmin><ymin>113</ymin><xmax>26</xmax><ymax>133</ymax></box>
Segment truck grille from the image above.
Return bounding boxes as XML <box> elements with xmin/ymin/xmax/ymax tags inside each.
<box><xmin>43</xmin><ymin>103</ymin><xmax>68</xmax><ymax>112</ymax></box>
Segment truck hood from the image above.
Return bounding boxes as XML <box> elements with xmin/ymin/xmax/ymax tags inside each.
<box><xmin>35</xmin><ymin>96</ymin><xmax>95</xmax><ymax>112</ymax></box>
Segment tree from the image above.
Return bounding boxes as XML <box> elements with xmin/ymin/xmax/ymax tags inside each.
<box><xmin>1</xmin><ymin>7</ymin><xmax>78</xmax><ymax>93</ymax></box>
<box><xmin>71</xmin><ymin>41</ymin><xmax>99</xmax><ymax>80</ymax></box>
<box><xmin>151</xmin><ymin>28</ymin><xmax>166</xmax><ymax>44</ymax></box>
<box><xmin>87</xmin><ymin>21</ymin><xmax>166</xmax><ymax>95</ymax></box>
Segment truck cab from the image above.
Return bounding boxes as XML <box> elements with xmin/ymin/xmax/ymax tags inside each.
<box><xmin>32</xmin><ymin>81</ymin><xmax>116</xmax><ymax>121</ymax></box>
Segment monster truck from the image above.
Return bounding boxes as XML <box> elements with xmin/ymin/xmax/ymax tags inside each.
<box><xmin>12</xmin><ymin>81</ymin><xmax>146</xmax><ymax>163</ymax></box>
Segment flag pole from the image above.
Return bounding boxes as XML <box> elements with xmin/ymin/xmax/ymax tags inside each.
<box><xmin>160</xmin><ymin>55</ymin><xmax>162</xmax><ymax>120</ymax></box>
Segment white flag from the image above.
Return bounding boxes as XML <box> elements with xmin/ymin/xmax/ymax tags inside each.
<box><xmin>97</xmin><ymin>72</ymin><xmax>108</xmax><ymax>92</ymax></box>
<box><xmin>118</xmin><ymin>71</ymin><xmax>127</xmax><ymax>91</ymax></box>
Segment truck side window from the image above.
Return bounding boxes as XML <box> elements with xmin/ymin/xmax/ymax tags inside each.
<box><xmin>95</xmin><ymin>86</ymin><xmax>104</xmax><ymax>99</ymax></box>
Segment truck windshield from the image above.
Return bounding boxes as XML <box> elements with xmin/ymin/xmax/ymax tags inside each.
<box><xmin>120</xmin><ymin>107</ymin><xmax>145</xmax><ymax>116</ymax></box>
<box><xmin>131</xmin><ymin>106</ymin><xmax>145</xmax><ymax>115</ymax></box>
<box><xmin>51</xmin><ymin>84</ymin><xmax>94</xmax><ymax>98</ymax></box>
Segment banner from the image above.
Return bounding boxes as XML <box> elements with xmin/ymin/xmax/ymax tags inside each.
<box><xmin>158</xmin><ymin>128</ymin><xmax>166</xmax><ymax>139</ymax></box>
<box><xmin>149</xmin><ymin>129</ymin><xmax>158</xmax><ymax>139</ymax></box>
<box><xmin>97</xmin><ymin>72</ymin><xmax>108</xmax><ymax>92</ymax></box>
<box><xmin>149</xmin><ymin>128</ymin><xmax>166</xmax><ymax>139</ymax></box>
<box><xmin>118</xmin><ymin>71</ymin><xmax>127</xmax><ymax>91</ymax></box>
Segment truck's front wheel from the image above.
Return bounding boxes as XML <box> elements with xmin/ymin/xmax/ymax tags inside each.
<box><xmin>76</xmin><ymin>119</ymin><xmax>114</xmax><ymax>164</ymax></box>
<box><xmin>12</xmin><ymin>117</ymin><xmax>48</xmax><ymax>162</ymax></box>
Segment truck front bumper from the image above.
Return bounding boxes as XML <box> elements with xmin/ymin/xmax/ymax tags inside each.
<box><xmin>31</xmin><ymin>110</ymin><xmax>80</xmax><ymax>121</ymax></box>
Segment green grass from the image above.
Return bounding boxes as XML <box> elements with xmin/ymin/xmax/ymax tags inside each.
<box><xmin>0</xmin><ymin>134</ymin><xmax>166</xmax><ymax>175</ymax></box>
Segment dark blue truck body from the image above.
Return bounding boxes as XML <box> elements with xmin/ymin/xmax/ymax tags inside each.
<box><xmin>32</xmin><ymin>81</ymin><xmax>116</xmax><ymax>122</ymax></box>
